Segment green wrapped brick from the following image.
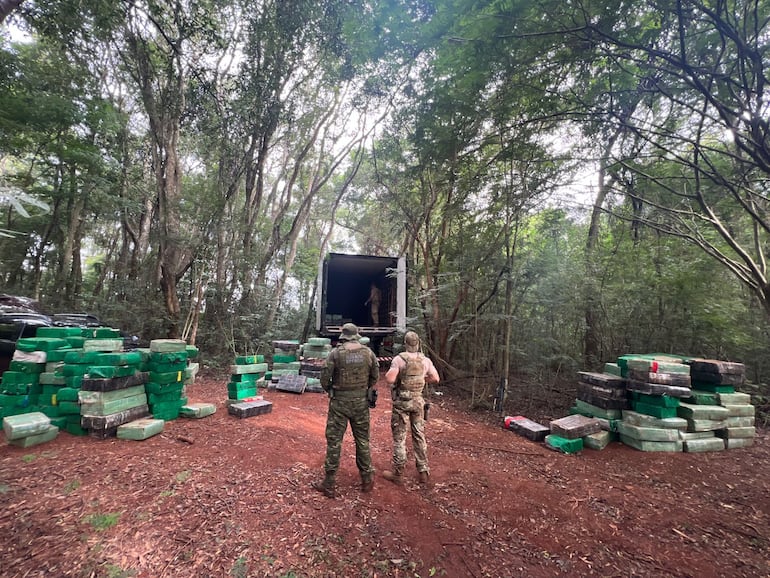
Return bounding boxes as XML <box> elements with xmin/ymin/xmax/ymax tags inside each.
<box><xmin>49</xmin><ymin>416</ymin><xmax>67</xmax><ymax>429</ymax></box>
<box><xmin>228</xmin><ymin>386</ymin><xmax>258</xmax><ymax>400</ymax></box>
<box><xmin>180</xmin><ymin>403</ymin><xmax>216</xmax><ymax>418</ymax></box>
<box><xmin>64</xmin><ymin>350</ymin><xmax>99</xmax><ymax>364</ymax></box>
<box><xmin>583</xmin><ymin>430</ymin><xmax>611</xmax><ymax>450</ymax></box>
<box><xmin>145</xmin><ymin>382</ymin><xmax>184</xmax><ymax>395</ymax></box>
<box><xmin>715</xmin><ymin>426</ymin><xmax>755</xmax><ymax>439</ymax></box>
<box><xmin>82</xmin><ymin>338</ymin><xmax>123</xmax><ymax>352</ymax></box>
<box><xmin>620</xmin><ymin>435</ymin><xmax>683</xmax><ymax>452</ymax></box>
<box><xmin>80</xmin><ymin>393</ymin><xmax>148</xmax><ymax>416</ymax></box>
<box><xmin>676</xmin><ymin>402</ymin><xmax>729</xmax><ymax>420</ymax></box>
<box><xmin>185</xmin><ymin>345</ymin><xmax>199</xmax><ymax>359</ymax></box>
<box><xmin>632</xmin><ymin>402</ymin><xmax>678</xmax><ymax>419</ymax></box>
<box><xmin>36</xmin><ymin>326</ymin><xmax>82</xmax><ymax>338</ymax></box>
<box><xmin>78</xmin><ymin>385</ymin><xmax>146</xmax><ymax>405</ymax></box>
<box><xmin>65</xmin><ymin>422</ymin><xmax>88</xmax><ymax>436</ymax></box>
<box><xmin>630</xmin><ymin>392</ymin><xmax>680</xmax><ymax>408</ymax></box>
<box><xmin>94</xmin><ymin>351</ymin><xmax>143</xmax><ymax>366</ymax></box>
<box><xmin>149</xmin><ymin>370</ymin><xmax>183</xmax><ymax>384</ymax></box>
<box><xmin>272</xmin><ymin>354</ymin><xmax>297</xmax><ymax>364</ymax></box>
<box><xmin>64</xmin><ymin>375</ymin><xmax>83</xmax><ymax>388</ymax></box>
<box><xmin>685</xmin><ymin>390</ymin><xmax>719</xmax><ymax>405</ymax></box>
<box><xmin>718</xmin><ymin>392</ymin><xmax>751</xmax><ymax>405</ymax></box>
<box><xmin>91</xmin><ymin>327</ymin><xmax>121</xmax><ymax>338</ymax></box>
<box><xmin>150</xmin><ymin>339</ymin><xmax>187</xmax><ymax>353</ymax></box>
<box><xmin>3</xmin><ymin>411</ymin><xmax>51</xmax><ymax>440</ymax></box>
<box><xmin>574</xmin><ymin>399</ymin><xmax>623</xmax><ymax>420</ymax></box>
<box><xmin>230</xmin><ymin>363</ymin><xmax>269</xmax><ymax>375</ymax></box>
<box><xmin>617</xmin><ymin>422</ymin><xmax>680</xmax><ymax>442</ymax></box>
<box><xmin>235</xmin><ymin>354</ymin><xmax>264</xmax><ymax>365</ymax></box>
<box><xmin>44</xmin><ymin>348</ymin><xmax>71</xmax><ymax>363</ymax></box>
<box><xmin>9</xmin><ymin>361</ymin><xmax>46</xmax><ymax>374</ymax></box>
<box><xmin>683</xmin><ymin>437</ymin><xmax>725</xmax><ymax>452</ymax></box>
<box><xmin>39</xmin><ymin>372</ymin><xmax>66</xmax><ymax>385</ymax></box>
<box><xmin>690</xmin><ymin>383</ymin><xmax>735</xmax><ymax>393</ymax></box>
<box><xmin>8</xmin><ymin>425</ymin><xmax>59</xmax><ymax>447</ymax></box>
<box><xmin>626</xmin><ymin>358</ymin><xmax>690</xmax><ymax>374</ymax></box>
<box><xmin>148</xmin><ymin>391</ymin><xmax>184</xmax><ymax>405</ymax></box>
<box><xmin>57</xmin><ymin>387</ymin><xmax>80</xmax><ymax>402</ymax></box>
<box><xmin>145</xmin><ymin>360</ymin><xmax>187</xmax><ymax>373</ymax></box>
<box><xmin>545</xmin><ymin>434</ymin><xmax>583</xmax><ymax>454</ymax></box>
<box><xmin>66</xmin><ymin>336</ymin><xmax>87</xmax><ymax>348</ymax></box>
<box><xmin>230</xmin><ymin>373</ymin><xmax>259</xmax><ymax>384</ymax></box>
<box><xmin>686</xmin><ymin>418</ymin><xmax>728</xmax><ymax>432</ymax></box>
<box><xmin>724</xmin><ymin>404</ymin><xmax>755</xmax><ymax>417</ymax></box>
<box><xmin>727</xmin><ymin>416</ymin><xmax>755</xmax><ymax>428</ymax></box>
<box><xmin>61</xmin><ymin>364</ymin><xmax>90</xmax><ymax>377</ymax></box>
<box><xmin>86</xmin><ymin>365</ymin><xmax>138</xmax><ymax>379</ymax></box>
<box><xmin>57</xmin><ymin>401</ymin><xmax>80</xmax><ymax>414</ymax></box>
<box><xmin>15</xmin><ymin>337</ymin><xmax>70</xmax><ymax>352</ymax></box>
<box><xmin>117</xmin><ymin>417</ymin><xmax>164</xmax><ymax>440</ymax></box>
<box><xmin>2</xmin><ymin>371</ymin><xmax>38</xmax><ymax>387</ymax></box>
<box><xmin>149</xmin><ymin>350</ymin><xmax>188</xmax><ymax>364</ymax></box>
<box><xmin>228</xmin><ymin>380</ymin><xmax>258</xmax><ymax>392</ymax></box>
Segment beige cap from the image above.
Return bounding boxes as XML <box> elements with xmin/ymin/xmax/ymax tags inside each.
<box><xmin>340</xmin><ymin>323</ymin><xmax>361</xmax><ymax>341</ymax></box>
<box><xmin>404</xmin><ymin>331</ymin><xmax>420</xmax><ymax>352</ymax></box>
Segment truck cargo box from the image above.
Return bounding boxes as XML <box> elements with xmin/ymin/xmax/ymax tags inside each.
<box><xmin>316</xmin><ymin>253</ymin><xmax>406</xmax><ymax>340</ymax></box>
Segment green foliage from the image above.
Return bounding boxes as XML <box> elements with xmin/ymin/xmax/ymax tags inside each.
<box><xmin>84</xmin><ymin>511</ymin><xmax>121</xmax><ymax>531</ymax></box>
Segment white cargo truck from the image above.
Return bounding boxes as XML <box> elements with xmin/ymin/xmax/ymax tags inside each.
<box><xmin>316</xmin><ymin>253</ymin><xmax>407</xmax><ymax>350</ymax></box>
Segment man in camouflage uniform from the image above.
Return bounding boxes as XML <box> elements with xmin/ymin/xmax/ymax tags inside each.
<box><xmin>312</xmin><ymin>323</ymin><xmax>379</xmax><ymax>498</ymax></box>
<box><xmin>383</xmin><ymin>331</ymin><xmax>439</xmax><ymax>486</ymax></box>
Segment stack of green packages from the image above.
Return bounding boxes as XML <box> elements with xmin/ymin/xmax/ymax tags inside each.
<box><xmin>227</xmin><ymin>355</ymin><xmax>267</xmax><ymax>402</ymax></box>
<box><xmin>299</xmin><ymin>337</ymin><xmax>331</xmax><ymax>379</ymax></box>
<box><xmin>72</xmin><ymin>328</ymin><xmax>140</xmax><ymax>437</ymax></box>
<box><xmin>271</xmin><ymin>340</ymin><xmax>300</xmax><ymax>382</ymax></box>
<box><xmin>145</xmin><ymin>339</ymin><xmax>188</xmax><ymax>421</ymax></box>
<box><xmin>0</xmin><ymin>332</ymin><xmax>72</xmax><ymax>421</ymax></box>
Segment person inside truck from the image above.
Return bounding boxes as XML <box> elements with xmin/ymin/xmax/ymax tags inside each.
<box><xmin>364</xmin><ymin>282</ymin><xmax>382</xmax><ymax>327</ymax></box>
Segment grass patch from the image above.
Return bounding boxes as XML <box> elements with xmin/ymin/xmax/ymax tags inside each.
<box><xmin>230</xmin><ymin>557</ymin><xmax>248</xmax><ymax>578</ymax></box>
<box><xmin>22</xmin><ymin>454</ymin><xmax>36</xmax><ymax>463</ymax></box>
<box><xmin>63</xmin><ymin>479</ymin><xmax>81</xmax><ymax>494</ymax></box>
<box><xmin>175</xmin><ymin>470</ymin><xmax>191</xmax><ymax>484</ymax></box>
<box><xmin>84</xmin><ymin>512</ymin><xmax>121</xmax><ymax>531</ymax></box>
<box><xmin>104</xmin><ymin>564</ymin><xmax>136</xmax><ymax>578</ymax></box>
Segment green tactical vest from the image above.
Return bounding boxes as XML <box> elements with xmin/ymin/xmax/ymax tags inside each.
<box><xmin>334</xmin><ymin>341</ymin><xmax>370</xmax><ymax>390</ymax></box>
<box><xmin>398</xmin><ymin>352</ymin><xmax>425</xmax><ymax>392</ymax></box>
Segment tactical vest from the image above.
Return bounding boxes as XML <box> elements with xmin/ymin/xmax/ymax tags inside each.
<box><xmin>334</xmin><ymin>342</ymin><xmax>370</xmax><ymax>390</ymax></box>
<box><xmin>398</xmin><ymin>352</ymin><xmax>425</xmax><ymax>393</ymax></box>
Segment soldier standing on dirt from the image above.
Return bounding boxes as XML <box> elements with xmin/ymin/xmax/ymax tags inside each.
<box><xmin>383</xmin><ymin>331</ymin><xmax>439</xmax><ymax>486</ymax></box>
<box><xmin>312</xmin><ymin>323</ymin><xmax>379</xmax><ymax>498</ymax></box>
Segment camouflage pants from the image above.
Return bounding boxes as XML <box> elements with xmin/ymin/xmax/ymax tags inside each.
<box><xmin>390</xmin><ymin>395</ymin><xmax>428</xmax><ymax>473</ymax></box>
<box><xmin>323</xmin><ymin>395</ymin><xmax>373</xmax><ymax>479</ymax></box>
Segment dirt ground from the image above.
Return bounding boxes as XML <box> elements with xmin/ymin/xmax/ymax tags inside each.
<box><xmin>1</xmin><ymin>369</ymin><xmax>768</xmax><ymax>578</ymax></box>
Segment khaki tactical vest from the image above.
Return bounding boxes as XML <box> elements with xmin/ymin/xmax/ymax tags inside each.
<box><xmin>398</xmin><ymin>352</ymin><xmax>425</xmax><ymax>392</ymax></box>
<box><xmin>334</xmin><ymin>342</ymin><xmax>370</xmax><ymax>390</ymax></box>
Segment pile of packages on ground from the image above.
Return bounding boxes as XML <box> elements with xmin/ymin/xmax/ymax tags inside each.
<box><xmin>505</xmin><ymin>353</ymin><xmax>757</xmax><ymax>453</ymax></box>
<box><xmin>0</xmin><ymin>325</ymin><xmax>202</xmax><ymax>446</ymax></box>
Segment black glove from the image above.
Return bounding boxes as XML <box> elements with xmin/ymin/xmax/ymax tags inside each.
<box><xmin>367</xmin><ymin>388</ymin><xmax>378</xmax><ymax>409</ymax></box>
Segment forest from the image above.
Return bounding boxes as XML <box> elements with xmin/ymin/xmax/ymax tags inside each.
<box><xmin>1</xmin><ymin>0</ymin><xmax>769</xmax><ymax>416</ymax></box>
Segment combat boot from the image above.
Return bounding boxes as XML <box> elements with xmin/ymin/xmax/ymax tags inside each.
<box><xmin>311</xmin><ymin>474</ymin><xmax>337</xmax><ymax>498</ymax></box>
<box><xmin>361</xmin><ymin>473</ymin><xmax>374</xmax><ymax>493</ymax></box>
<box><xmin>418</xmin><ymin>471</ymin><xmax>430</xmax><ymax>485</ymax></box>
<box><xmin>382</xmin><ymin>466</ymin><xmax>404</xmax><ymax>485</ymax></box>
